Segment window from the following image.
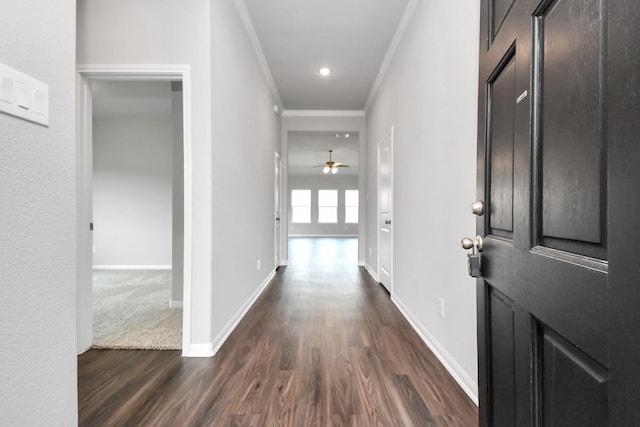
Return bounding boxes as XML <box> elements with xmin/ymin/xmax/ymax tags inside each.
<box><xmin>345</xmin><ymin>190</ymin><xmax>359</xmax><ymax>223</ymax></box>
<box><xmin>291</xmin><ymin>189</ymin><xmax>311</xmax><ymax>223</ymax></box>
<box><xmin>318</xmin><ymin>189</ymin><xmax>338</xmax><ymax>223</ymax></box>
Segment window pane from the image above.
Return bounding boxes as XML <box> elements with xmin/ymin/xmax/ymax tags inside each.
<box><xmin>292</xmin><ymin>207</ymin><xmax>310</xmax><ymax>223</ymax></box>
<box><xmin>345</xmin><ymin>190</ymin><xmax>359</xmax><ymax>206</ymax></box>
<box><xmin>291</xmin><ymin>189</ymin><xmax>311</xmax><ymax>206</ymax></box>
<box><xmin>318</xmin><ymin>206</ymin><xmax>337</xmax><ymax>223</ymax></box>
<box><xmin>345</xmin><ymin>206</ymin><xmax>359</xmax><ymax>223</ymax></box>
<box><xmin>318</xmin><ymin>189</ymin><xmax>337</xmax><ymax>206</ymax></box>
<box><xmin>291</xmin><ymin>189</ymin><xmax>311</xmax><ymax>223</ymax></box>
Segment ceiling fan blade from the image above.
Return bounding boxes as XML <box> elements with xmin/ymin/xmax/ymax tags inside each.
<box><xmin>333</xmin><ymin>163</ymin><xmax>349</xmax><ymax>167</ymax></box>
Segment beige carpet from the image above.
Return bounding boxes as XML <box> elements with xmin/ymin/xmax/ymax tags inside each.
<box><xmin>92</xmin><ymin>270</ymin><xmax>182</xmax><ymax>350</ymax></box>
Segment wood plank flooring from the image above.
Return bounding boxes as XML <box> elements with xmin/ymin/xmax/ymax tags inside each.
<box><xmin>78</xmin><ymin>238</ymin><xmax>478</xmax><ymax>426</ymax></box>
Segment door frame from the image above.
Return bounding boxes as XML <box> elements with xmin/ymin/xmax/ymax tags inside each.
<box><xmin>76</xmin><ymin>64</ymin><xmax>193</xmax><ymax>355</ymax></box>
<box><xmin>274</xmin><ymin>151</ymin><xmax>281</xmax><ymax>269</ymax></box>
<box><xmin>377</xmin><ymin>126</ymin><xmax>394</xmax><ymax>295</ymax></box>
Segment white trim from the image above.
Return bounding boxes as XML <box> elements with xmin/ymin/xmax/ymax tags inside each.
<box><xmin>364</xmin><ymin>263</ymin><xmax>379</xmax><ymax>282</ymax></box>
<box><xmin>233</xmin><ymin>0</ymin><xmax>282</xmax><ymax>108</ymax></box>
<box><xmin>210</xmin><ymin>269</ymin><xmax>277</xmax><ymax>355</ymax></box>
<box><xmin>93</xmin><ymin>265</ymin><xmax>172</xmax><ymax>270</ymax></box>
<box><xmin>184</xmin><ymin>343</ymin><xmax>214</xmax><ymax>358</ymax></box>
<box><xmin>169</xmin><ymin>300</ymin><xmax>183</xmax><ymax>308</ymax></box>
<box><xmin>288</xmin><ymin>234</ymin><xmax>358</xmax><ymax>238</ymax></box>
<box><xmin>76</xmin><ymin>64</ymin><xmax>194</xmax><ymax>357</ymax></box>
<box><xmin>280</xmin><ymin>260</ymin><xmax>289</xmax><ymax>266</ymax></box>
<box><xmin>392</xmin><ymin>294</ymin><xmax>479</xmax><ymax>405</ymax></box>
<box><xmin>365</xmin><ymin>0</ymin><xmax>420</xmax><ymax>112</ymax></box>
<box><xmin>275</xmin><ymin>151</ymin><xmax>282</xmax><ymax>270</ymax></box>
<box><xmin>281</xmin><ymin>110</ymin><xmax>365</xmax><ymax>118</ymax></box>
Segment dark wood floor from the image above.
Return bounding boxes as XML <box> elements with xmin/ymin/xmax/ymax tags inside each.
<box><xmin>78</xmin><ymin>238</ymin><xmax>478</xmax><ymax>426</ymax></box>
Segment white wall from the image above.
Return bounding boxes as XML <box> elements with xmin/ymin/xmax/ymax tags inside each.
<box><xmin>92</xmin><ymin>81</ymin><xmax>173</xmax><ymax>266</ymax></box>
<box><xmin>209</xmin><ymin>0</ymin><xmax>281</xmax><ymax>347</ymax></box>
<box><xmin>288</xmin><ymin>174</ymin><xmax>359</xmax><ymax>236</ymax></box>
<box><xmin>77</xmin><ymin>0</ymin><xmax>214</xmax><ymax>346</ymax></box>
<box><xmin>365</xmin><ymin>1</ymin><xmax>480</xmax><ymax>401</ymax></box>
<box><xmin>78</xmin><ymin>0</ymin><xmax>281</xmax><ymax>353</ymax></box>
<box><xmin>0</xmin><ymin>1</ymin><xmax>78</xmax><ymax>425</ymax></box>
<box><xmin>171</xmin><ymin>83</ymin><xmax>184</xmax><ymax>302</ymax></box>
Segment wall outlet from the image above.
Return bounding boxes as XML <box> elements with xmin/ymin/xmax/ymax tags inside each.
<box><xmin>369</xmin><ymin>247</ymin><xmax>372</xmax><ymax>256</ymax></box>
<box><xmin>92</xmin><ymin>245</ymin><xmax>96</xmax><ymax>254</ymax></box>
<box><xmin>257</xmin><ymin>259</ymin><xmax>261</xmax><ymax>271</ymax></box>
<box><xmin>437</xmin><ymin>298</ymin><xmax>445</xmax><ymax>318</ymax></box>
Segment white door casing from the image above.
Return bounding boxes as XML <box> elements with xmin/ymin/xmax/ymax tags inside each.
<box><xmin>378</xmin><ymin>127</ymin><xmax>393</xmax><ymax>293</ymax></box>
<box><xmin>274</xmin><ymin>151</ymin><xmax>281</xmax><ymax>268</ymax></box>
<box><xmin>76</xmin><ymin>64</ymin><xmax>193</xmax><ymax>355</ymax></box>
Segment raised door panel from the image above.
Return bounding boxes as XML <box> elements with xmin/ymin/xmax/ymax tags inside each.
<box><xmin>536</xmin><ymin>0</ymin><xmax>607</xmax><ymax>259</ymax></box>
<box><xmin>488</xmin><ymin>53</ymin><xmax>516</xmax><ymax>238</ymax></box>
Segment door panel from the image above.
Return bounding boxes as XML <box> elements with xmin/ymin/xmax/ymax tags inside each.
<box><xmin>378</xmin><ymin>130</ymin><xmax>392</xmax><ymax>292</ymax></box>
<box><xmin>488</xmin><ymin>52</ymin><xmax>516</xmax><ymax>238</ymax></box>
<box><xmin>488</xmin><ymin>290</ymin><xmax>516</xmax><ymax>427</ymax></box>
<box><xmin>491</xmin><ymin>0</ymin><xmax>516</xmax><ymax>40</ymax></box>
<box><xmin>539</xmin><ymin>325</ymin><xmax>609</xmax><ymax>426</ymax></box>
<box><xmin>477</xmin><ymin>0</ymin><xmax>640</xmax><ymax>425</ymax></box>
<box><xmin>537</xmin><ymin>0</ymin><xmax>606</xmax><ymax>258</ymax></box>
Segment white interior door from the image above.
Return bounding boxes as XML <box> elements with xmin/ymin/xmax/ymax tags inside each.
<box><xmin>274</xmin><ymin>151</ymin><xmax>281</xmax><ymax>269</ymax></box>
<box><xmin>378</xmin><ymin>128</ymin><xmax>393</xmax><ymax>292</ymax></box>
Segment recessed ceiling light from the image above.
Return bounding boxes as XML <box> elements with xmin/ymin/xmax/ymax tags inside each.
<box><xmin>319</xmin><ymin>67</ymin><xmax>331</xmax><ymax>76</ymax></box>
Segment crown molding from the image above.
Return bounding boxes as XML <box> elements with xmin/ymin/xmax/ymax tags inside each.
<box><xmin>364</xmin><ymin>0</ymin><xmax>420</xmax><ymax>112</ymax></box>
<box><xmin>233</xmin><ymin>0</ymin><xmax>282</xmax><ymax>108</ymax></box>
<box><xmin>282</xmin><ymin>110</ymin><xmax>365</xmax><ymax>118</ymax></box>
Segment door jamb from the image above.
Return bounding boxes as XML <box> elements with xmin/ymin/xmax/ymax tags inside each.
<box><xmin>76</xmin><ymin>64</ymin><xmax>193</xmax><ymax>355</ymax></box>
<box><xmin>274</xmin><ymin>151</ymin><xmax>281</xmax><ymax>269</ymax></box>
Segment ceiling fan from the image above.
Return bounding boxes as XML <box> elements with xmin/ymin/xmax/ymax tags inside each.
<box><xmin>314</xmin><ymin>150</ymin><xmax>349</xmax><ymax>174</ymax></box>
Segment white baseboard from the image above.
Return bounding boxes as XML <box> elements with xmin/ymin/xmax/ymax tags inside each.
<box><xmin>280</xmin><ymin>260</ymin><xmax>288</xmax><ymax>266</ymax></box>
<box><xmin>183</xmin><ymin>342</ymin><xmax>214</xmax><ymax>358</ymax></box>
<box><xmin>364</xmin><ymin>263</ymin><xmax>379</xmax><ymax>282</ymax></box>
<box><xmin>392</xmin><ymin>294</ymin><xmax>479</xmax><ymax>405</ymax></box>
<box><xmin>93</xmin><ymin>265</ymin><xmax>172</xmax><ymax>270</ymax></box>
<box><xmin>169</xmin><ymin>300</ymin><xmax>183</xmax><ymax>308</ymax></box>
<box><xmin>209</xmin><ymin>269</ymin><xmax>276</xmax><ymax>356</ymax></box>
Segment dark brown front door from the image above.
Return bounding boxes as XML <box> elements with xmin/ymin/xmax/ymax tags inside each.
<box><xmin>477</xmin><ymin>0</ymin><xmax>640</xmax><ymax>425</ymax></box>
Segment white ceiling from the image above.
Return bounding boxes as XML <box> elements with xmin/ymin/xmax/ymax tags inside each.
<box><xmin>288</xmin><ymin>131</ymin><xmax>359</xmax><ymax>176</ymax></box>
<box><xmin>243</xmin><ymin>0</ymin><xmax>411</xmax><ymax>110</ymax></box>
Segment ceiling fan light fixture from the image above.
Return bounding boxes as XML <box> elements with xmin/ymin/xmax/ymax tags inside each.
<box><xmin>323</xmin><ymin>166</ymin><xmax>330</xmax><ymax>174</ymax></box>
<box><xmin>319</xmin><ymin>67</ymin><xmax>331</xmax><ymax>76</ymax></box>
<box><xmin>331</xmin><ymin>167</ymin><xmax>338</xmax><ymax>174</ymax></box>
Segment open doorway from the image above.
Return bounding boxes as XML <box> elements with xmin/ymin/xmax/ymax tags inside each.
<box><xmin>286</xmin><ymin>131</ymin><xmax>360</xmax><ymax>265</ymax></box>
<box><xmin>77</xmin><ymin>66</ymin><xmax>193</xmax><ymax>354</ymax></box>
<box><xmin>90</xmin><ymin>80</ymin><xmax>182</xmax><ymax>349</ymax></box>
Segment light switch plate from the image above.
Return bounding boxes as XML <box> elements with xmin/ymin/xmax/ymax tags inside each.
<box><xmin>0</xmin><ymin>62</ymin><xmax>49</xmax><ymax>126</ymax></box>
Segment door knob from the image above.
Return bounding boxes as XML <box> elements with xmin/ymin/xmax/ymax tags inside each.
<box><xmin>384</xmin><ymin>219</ymin><xmax>391</xmax><ymax>225</ymax></box>
<box><xmin>471</xmin><ymin>201</ymin><xmax>484</xmax><ymax>216</ymax></box>
<box><xmin>461</xmin><ymin>235</ymin><xmax>483</xmax><ymax>252</ymax></box>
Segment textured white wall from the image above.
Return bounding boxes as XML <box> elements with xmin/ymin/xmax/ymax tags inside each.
<box><xmin>288</xmin><ymin>174</ymin><xmax>359</xmax><ymax>236</ymax></box>
<box><xmin>365</xmin><ymin>0</ymin><xmax>480</xmax><ymax>400</ymax></box>
<box><xmin>93</xmin><ymin>81</ymin><xmax>173</xmax><ymax>266</ymax></box>
<box><xmin>79</xmin><ymin>0</ymin><xmax>282</xmax><ymax>351</ymax></box>
<box><xmin>0</xmin><ymin>1</ymin><xmax>78</xmax><ymax>425</ymax></box>
<box><xmin>78</xmin><ymin>0</ymin><xmax>214</xmax><ymax>344</ymax></box>
<box><xmin>209</xmin><ymin>0</ymin><xmax>281</xmax><ymax>343</ymax></box>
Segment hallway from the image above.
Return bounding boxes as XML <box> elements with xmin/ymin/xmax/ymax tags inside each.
<box><xmin>78</xmin><ymin>238</ymin><xmax>477</xmax><ymax>426</ymax></box>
